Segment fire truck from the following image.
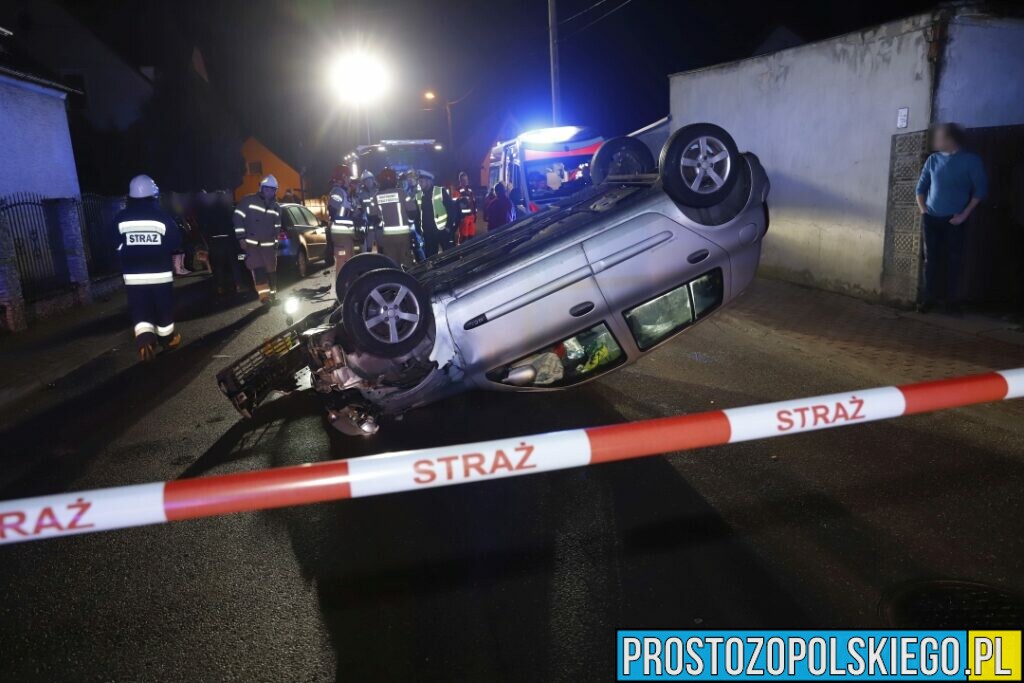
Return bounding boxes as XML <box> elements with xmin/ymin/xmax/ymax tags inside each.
<box><xmin>344</xmin><ymin>139</ymin><xmax>445</xmax><ymax>179</ymax></box>
<box><xmin>487</xmin><ymin>126</ymin><xmax>604</xmax><ymax>210</ymax></box>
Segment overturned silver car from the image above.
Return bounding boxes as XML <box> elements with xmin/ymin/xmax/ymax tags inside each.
<box><xmin>217</xmin><ymin>123</ymin><xmax>770</xmax><ymax>435</ymax></box>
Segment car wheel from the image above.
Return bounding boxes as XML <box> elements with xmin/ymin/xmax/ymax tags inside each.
<box><xmin>342</xmin><ymin>268</ymin><xmax>432</xmax><ymax>358</ymax></box>
<box><xmin>296</xmin><ymin>248</ymin><xmax>310</xmax><ymax>278</ymax></box>
<box><xmin>591</xmin><ymin>136</ymin><xmax>656</xmax><ymax>185</ymax></box>
<box><xmin>659</xmin><ymin>123</ymin><xmax>740</xmax><ymax>208</ymax></box>
<box><xmin>335</xmin><ymin>252</ymin><xmax>398</xmax><ymax>303</ymax></box>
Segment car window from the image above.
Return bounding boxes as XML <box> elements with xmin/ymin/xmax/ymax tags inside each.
<box><xmin>623</xmin><ymin>268</ymin><xmax>723</xmax><ymax>350</ymax></box>
<box><xmin>280</xmin><ymin>208</ymin><xmax>294</xmax><ymax>228</ymax></box>
<box><xmin>524</xmin><ymin>154</ymin><xmax>593</xmax><ymax>203</ymax></box>
<box><xmin>286</xmin><ymin>206</ymin><xmax>307</xmax><ymax>228</ymax></box>
<box><xmin>487</xmin><ymin>322</ymin><xmax>625</xmax><ymax>388</ymax></box>
<box><xmin>299</xmin><ymin>206</ymin><xmax>319</xmax><ymax>226</ymax></box>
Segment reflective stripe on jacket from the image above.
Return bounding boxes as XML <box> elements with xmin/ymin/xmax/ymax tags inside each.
<box><xmin>114</xmin><ymin>198</ymin><xmax>181</xmax><ymax>284</ymax></box>
<box><xmin>232</xmin><ymin>193</ymin><xmax>282</xmax><ymax>243</ymax></box>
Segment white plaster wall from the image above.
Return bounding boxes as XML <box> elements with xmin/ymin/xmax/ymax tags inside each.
<box><xmin>0</xmin><ymin>76</ymin><xmax>82</xmax><ymax>199</ymax></box>
<box><xmin>934</xmin><ymin>16</ymin><xmax>1024</xmax><ymax>128</ymax></box>
<box><xmin>669</xmin><ymin>16</ymin><xmax>935</xmax><ymax>296</ymax></box>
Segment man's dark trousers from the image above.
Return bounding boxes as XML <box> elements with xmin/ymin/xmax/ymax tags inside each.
<box><xmin>208</xmin><ymin>235</ymin><xmax>242</xmax><ymax>292</ymax></box>
<box><xmin>921</xmin><ymin>213</ymin><xmax>965</xmax><ymax>305</ymax></box>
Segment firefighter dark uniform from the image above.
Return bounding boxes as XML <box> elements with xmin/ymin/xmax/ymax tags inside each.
<box><xmin>402</xmin><ymin>173</ymin><xmax>426</xmax><ymax>262</ymax></box>
<box><xmin>115</xmin><ymin>174</ymin><xmax>182</xmax><ymax>361</ymax></box>
<box><xmin>416</xmin><ymin>171</ymin><xmax>456</xmax><ymax>258</ymax></box>
<box><xmin>327</xmin><ymin>180</ymin><xmax>355</xmax><ymax>265</ymax></box>
<box><xmin>233</xmin><ymin>175</ymin><xmax>282</xmax><ymax>303</ymax></box>
<box><xmin>354</xmin><ymin>171</ymin><xmax>381</xmax><ymax>253</ymax></box>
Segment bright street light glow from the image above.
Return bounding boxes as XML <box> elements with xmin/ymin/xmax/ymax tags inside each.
<box><xmin>433</xmin><ymin>144</ymin><xmax>443</xmax><ymax>151</ymax></box>
<box><xmin>423</xmin><ymin>90</ymin><xmax>436</xmax><ymax>100</ymax></box>
<box><xmin>328</xmin><ymin>51</ymin><xmax>390</xmax><ymax>105</ymax></box>
<box><xmin>284</xmin><ymin>296</ymin><xmax>300</xmax><ymax>316</ymax></box>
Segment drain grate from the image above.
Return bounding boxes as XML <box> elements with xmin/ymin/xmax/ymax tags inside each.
<box><xmin>881</xmin><ymin>580</ymin><xmax>1024</xmax><ymax>629</ymax></box>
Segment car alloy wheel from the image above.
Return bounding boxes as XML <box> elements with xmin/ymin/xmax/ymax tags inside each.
<box><xmin>659</xmin><ymin>123</ymin><xmax>740</xmax><ymax>208</ymax></box>
<box><xmin>679</xmin><ymin>135</ymin><xmax>731</xmax><ymax>194</ymax></box>
<box><xmin>362</xmin><ymin>283</ymin><xmax>421</xmax><ymax>344</ymax></box>
<box><xmin>341</xmin><ymin>267</ymin><xmax>432</xmax><ymax>357</ymax></box>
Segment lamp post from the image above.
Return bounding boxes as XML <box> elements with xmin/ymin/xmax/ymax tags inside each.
<box><xmin>423</xmin><ymin>90</ymin><xmax>454</xmax><ymax>154</ymax></box>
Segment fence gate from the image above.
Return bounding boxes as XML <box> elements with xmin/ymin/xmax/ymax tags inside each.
<box><xmin>0</xmin><ymin>192</ymin><xmax>67</xmax><ymax>301</ymax></box>
<box><xmin>80</xmin><ymin>194</ymin><xmax>125</xmax><ymax>278</ymax></box>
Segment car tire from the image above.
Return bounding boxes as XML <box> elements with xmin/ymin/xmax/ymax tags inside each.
<box><xmin>296</xmin><ymin>248</ymin><xmax>310</xmax><ymax>278</ymax></box>
<box><xmin>659</xmin><ymin>123</ymin><xmax>740</xmax><ymax>208</ymax></box>
<box><xmin>591</xmin><ymin>136</ymin><xmax>656</xmax><ymax>185</ymax></box>
<box><xmin>335</xmin><ymin>252</ymin><xmax>398</xmax><ymax>303</ymax></box>
<box><xmin>342</xmin><ymin>268</ymin><xmax>432</xmax><ymax>358</ymax></box>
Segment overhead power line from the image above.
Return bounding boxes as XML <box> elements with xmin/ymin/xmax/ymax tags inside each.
<box><xmin>558</xmin><ymin>0</ymin><xmax>611</xmax><ymax>25</ymax></box>
<box><xmin>563</xmin><ymin>0</ymin><xmax>636</xmax><ymax>38</ymax></box>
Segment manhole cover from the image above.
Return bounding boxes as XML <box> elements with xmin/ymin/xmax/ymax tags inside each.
<box><xmin>881</xmin><ymin>580</ymin><xmax>1024</xmax><ymax>628</ymax></box>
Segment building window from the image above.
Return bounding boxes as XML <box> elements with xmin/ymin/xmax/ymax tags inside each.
<box><xmin>248</xmin><ymin>161</ymin><xmax>263</xmax><ymax>176</ymax></box>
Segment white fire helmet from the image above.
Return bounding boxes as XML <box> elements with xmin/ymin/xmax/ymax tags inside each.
<box><xmin>360</xmin><ymin>170</ymin><xmax>375</xmax><ymax>180</ymax></box>
<box><xmin>128</xmin><ymin>174</ymin><xmax>159</xmax><ymax>198</ymax></box>
<box><xmin>259</xmin><ymin>174</ymin><xmax>279</xmax><ymax>190</ymax></box>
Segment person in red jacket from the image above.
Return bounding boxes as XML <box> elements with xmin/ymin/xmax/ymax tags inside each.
<box><xmin>452</xmin><ymin>171</ymin><xmax>477</xmax><ymax>244</ymax></box>
<box><xmin>484</xmin><ymin>181</ymin><xmax>515</xmax><ymax>231</ymax></box>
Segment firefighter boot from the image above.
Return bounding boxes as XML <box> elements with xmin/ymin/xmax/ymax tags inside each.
<box><xmin>161</xmin><ymin>332</ymin><xmax>183</xmax><ymax>351</ymax></box>
<box><xmin>138</xmin><ymin>342</ymin><xmax>158</xmax><ymax>362</ymax></box>
<box><xmin>269</xmin><ymin>272</ymin><xmax>279</xmax><ymax>304</ymax></box>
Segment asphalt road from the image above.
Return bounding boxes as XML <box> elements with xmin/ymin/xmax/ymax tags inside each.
<box><xmin>1</xmin><ymin>270</ymin><xmax>1021</xmax><ymax>681</ymax></box>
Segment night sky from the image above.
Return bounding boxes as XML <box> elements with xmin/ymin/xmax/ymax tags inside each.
<box><xmin>70</xmin><ymin>0</ymin><xmax>935</xmax><ymax>184</ymax></box>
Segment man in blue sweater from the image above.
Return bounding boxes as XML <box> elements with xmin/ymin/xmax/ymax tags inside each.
<box><xmin>915</xmin><ymin>123</ymin><xmax>987</xmax><ymax>313</ymax></box>
<box><xmin>115</xmin><ymin>175</ymin><xmax>183</xmax><ymax>361</ymax></box>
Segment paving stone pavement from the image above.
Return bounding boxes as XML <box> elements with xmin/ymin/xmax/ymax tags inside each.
<box><xmin>725</xmin><ymin>278</ymin><xmax>1024</xmax><ymax>420</ymax></box>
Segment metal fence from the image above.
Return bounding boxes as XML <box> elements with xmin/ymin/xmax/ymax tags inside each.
<box><xmin>80</xmin><ymin>193</ymin><xmax>125</xmax><ymax>278</ymax></box>
<box><xmin>0</xmin><ymin>191</ymin><xmax>67</xmax><ymax>301</ymax></box>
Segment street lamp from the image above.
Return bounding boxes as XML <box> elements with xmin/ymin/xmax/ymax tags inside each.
<box><xmin>423</xmin><ymin>90</ymin><xmax>453</xmax><ymax>156</ymax></box>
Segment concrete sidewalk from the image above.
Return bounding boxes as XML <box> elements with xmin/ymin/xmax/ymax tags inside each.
<box><xmin>725</xmin><ymin>278</ymin><xmax>1024</xmax><ymax>424</ymax></box>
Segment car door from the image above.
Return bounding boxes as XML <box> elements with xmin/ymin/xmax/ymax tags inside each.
<box><xmin>296</xmin><ymin>206</ymin><xmax>327</xmax><ymax>260</ymax></box>
<box><xmin>581</xmin><ymin>210</ymin><xmax>730</xmax><ymax>356</ymax></box>
<box><xmin>444</xmin><ymin>241</ymin><xmax>617</xmax><ymax>391</ymax></box>
<box><xmin>285</xmin><ymin>206</ymin><xmax>323</xmax><ymax>260</ymax></box>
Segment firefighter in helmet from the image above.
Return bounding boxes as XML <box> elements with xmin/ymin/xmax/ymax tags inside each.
<box><xmin>115</xmin><ymin>174</ymin><xmax>183</xmax><ymax>361</ymax></box>
<box><xmin>233</xmin><ymin>174</ymin><xmax>283</xmax><ymax>303</ymax></box>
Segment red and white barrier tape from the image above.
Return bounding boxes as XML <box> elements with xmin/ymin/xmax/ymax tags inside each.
<box><xmin>2</xmin><ymin>369</ymin><xmax>1021</xmax><ymax>545</ymax></box>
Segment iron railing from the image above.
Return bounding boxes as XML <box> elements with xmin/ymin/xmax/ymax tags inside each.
<box><xmin>79</xmin><ymin>193</ymin><xmax>125</xmax><ymax>278</ymax></box>
<box><xmin>0</xmin><ymin>192</ymin><xmax>65</xmax><ymax>300</ymax></box>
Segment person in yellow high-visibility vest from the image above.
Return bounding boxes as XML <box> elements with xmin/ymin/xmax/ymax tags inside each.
<box><xmin>415</xmin><ymin>170</ymin><xmax>456</xmax><ymax>258</ymax></box>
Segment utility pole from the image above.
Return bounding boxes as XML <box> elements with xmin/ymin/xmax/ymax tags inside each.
<box><xmin>548</xmin><ymin>0</ymin><xmax>560</xmax><ymax>126</ymax></box>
